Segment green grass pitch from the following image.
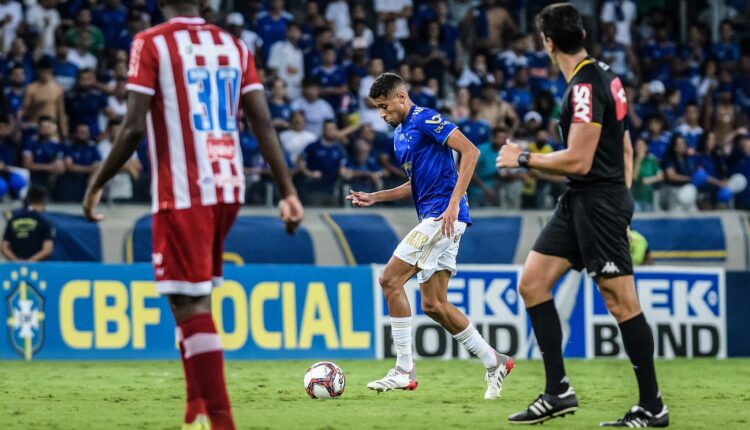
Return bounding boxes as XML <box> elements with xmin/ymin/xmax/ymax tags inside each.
<box><xmin>2</xmin><ymin>359</ymin><xmax>749</xmax><ymax>429</ymax></box>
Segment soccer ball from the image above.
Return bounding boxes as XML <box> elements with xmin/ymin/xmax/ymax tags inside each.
<box><xmin>304</xmin><ymin>361</ymin><xmax>346</xmax><ymax>399</ymax></box>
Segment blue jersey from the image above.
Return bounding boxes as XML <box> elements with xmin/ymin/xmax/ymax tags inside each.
<box><xmin>394</xmin><ymin>105</ymin><xmax>471</xmax><ymax>224</ymax></box>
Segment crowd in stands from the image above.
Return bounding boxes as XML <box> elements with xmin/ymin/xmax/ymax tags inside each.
<box><xmin>1</xmin><ymin>0</ymin><xmax>750</xmax><ymax>211</ymax></box>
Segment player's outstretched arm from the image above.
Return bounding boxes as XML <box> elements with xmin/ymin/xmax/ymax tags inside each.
<box><xmin>440</xmin><ymin>129</ymin><xmax>479</xmax><ymax>237</ymax></box>
<box><xmin>496</xmin><ymin>123</ymin><xmax>601</xmax><ymax>176</ymax></box>
<box><xmin>83</xmin><ymin>91</ymin><xmax>151</xmax><ymax>221</ymax></box>
<box><xmin>346</xmin><ymin>181</ymin><xmax>412</xmax><ymax>207</ymax></box>
<box><xmin>242</xmin><ymin>89</ymin><xmax>303</xmax><ymax>234</ymax></box>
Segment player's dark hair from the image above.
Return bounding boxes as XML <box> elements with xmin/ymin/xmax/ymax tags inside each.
<box><xmin>368</xmin><ymin>73</ymin><xmax>406</xmax><ymax>100</ymax></box>
<box><xmin>24</xmin><ymin>185</ymin><xmax>48</xmax><ymax>206</ymax></box>
<box><xmin>535</xmin><ymin>3</ymin><xmax>585</xmax><ymax>55</ymax></box>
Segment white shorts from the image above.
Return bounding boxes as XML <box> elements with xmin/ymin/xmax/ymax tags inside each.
<box><xmin>393</xmin><ymin>217</ymin><xmax>467</xmax><ymax>284</ymax></box>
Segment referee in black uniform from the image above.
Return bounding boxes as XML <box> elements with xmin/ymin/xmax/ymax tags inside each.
<box><xmin>497</xmin><ymin>4</ymin><xmax>668</xmax><ymax>427</ymax></box>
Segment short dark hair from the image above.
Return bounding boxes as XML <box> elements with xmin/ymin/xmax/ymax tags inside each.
<box><xmin>368</xmin><ymin>73</ymin><xmax>405</xmax><ymax>100</ymax></box>
<box><xmin>302</xmin><ymin>77</ymin><xmax>319</xmax><ymax>88</ymax></box>
<box><xmin>25</xmin><ymin>185</ymin><xmax>48</xmax><ymax>206</ymax></box>
<box><xmin>535</xmin><ymin>3</ymin><xmax>585</xmax><ymax>55</ymax></box>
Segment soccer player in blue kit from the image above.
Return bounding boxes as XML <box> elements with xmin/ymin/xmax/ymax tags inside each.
<box><xmin>347</xmin><ymin>73</ymin><xmax>514</xmax><ymax>399</ymax></box>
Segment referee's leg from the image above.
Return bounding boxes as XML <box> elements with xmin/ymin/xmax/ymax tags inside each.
<box><xmin>597</xmin><ymin>274</ymin><xmax>664</xmax><ymax>415</ymax></box>
<box><xmin>519</xmin><ymin>251</ymin><xmax>572</xmax><ymax>395</ymax></box>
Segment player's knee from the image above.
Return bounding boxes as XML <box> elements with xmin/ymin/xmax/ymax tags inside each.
<box><xmin>518</xmin><ymin>276</ymin><xmax>542</xmax><ymax>302</ymax></box>
<box><xmin>420</xmin><ymin>298</ymin><xmax>444</xmax><ymax>320</ymax></box>
<box><xmin>379</xmin><ymin>275</ymin><xmax>402</xmax><ymax>294</ymax></box>
<box><xmin>168</xmin><ymin>294</ymin><xmax>211</xmax><ymax>322</ymax></box>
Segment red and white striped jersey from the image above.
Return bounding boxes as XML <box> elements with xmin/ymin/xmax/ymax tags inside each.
<box><xmin>126</xmin><ymin>16</ymin><xmax>262</xmax><ymax>213</ymax></box>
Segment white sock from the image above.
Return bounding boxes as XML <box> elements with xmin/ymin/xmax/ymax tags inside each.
<box><xmin>390</xmin><ymin>316</ymin><xmax>413</xmax><ymax>371</ymax></box>
<box><xmin>453</xmin><ymin>323</ymin><xmax>497</xmax><ymax>369</ymax></box>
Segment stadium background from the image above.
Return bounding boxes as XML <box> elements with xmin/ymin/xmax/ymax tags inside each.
<box><xmin>1</xmin><ymin>0</ymin><xmax>750</xmax><ymax>428</ymax></box>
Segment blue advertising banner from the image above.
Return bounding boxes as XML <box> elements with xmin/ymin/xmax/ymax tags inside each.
<box><xmin>1</xmin><ymin>264</ymin><xmax>375</xmax><ymax>360</ymax></box>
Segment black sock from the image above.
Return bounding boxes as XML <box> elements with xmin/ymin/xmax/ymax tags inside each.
<box><xmin>619</xmin><ymin>313</ymin><xmax>663</xmax><ymax>414</ymax></box>
<box><xmin>527</xmin><ymin>299</ymin><xmax>569</xmax><ymax>395</ymax></box>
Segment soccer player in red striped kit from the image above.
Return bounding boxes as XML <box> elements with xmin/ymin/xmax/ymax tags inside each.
<box><xmin>82</xmin><ymin>1</ymin><xmax>303</xmax><ymax>429</ymax></box>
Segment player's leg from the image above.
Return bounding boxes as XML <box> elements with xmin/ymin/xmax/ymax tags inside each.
<box><xmin>367</xmin><ymin>254</ymin><xmax>420</xmax><ymax>392</ymax></box>
<box><xmin>596</xmin><ymin>275</ymin><xmax>669</xmax><ymax>427</ymax></box>
<box><xmin>419</xmin><ymin>269</ymin><xmax>513</xmax><ymax>400</ymax></box>
<box><xmin>510</xmin><ymin>192</ymin><xmax>581</xmax><ymax>424</ymax></box>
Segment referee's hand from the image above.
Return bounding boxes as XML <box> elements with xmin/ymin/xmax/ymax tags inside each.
<box><xmin>496</xmin><ymin>140</ymin><xmax>522</xmax><ymax>169</ymax></box>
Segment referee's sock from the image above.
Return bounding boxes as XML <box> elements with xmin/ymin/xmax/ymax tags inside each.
<box><xmin>619</xmin><ymin>312</ymin><xmax>664</xmax><ymax>414</ymax></box>
<box><xmin>527</xmin><ymin>299</ymin><xmax>569</xmax><ymax>395</ymax></box>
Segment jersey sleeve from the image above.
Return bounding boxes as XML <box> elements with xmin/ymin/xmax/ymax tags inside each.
<box><xmin>239</xmin><ymin>41</ymin><xmax>263</xmax><ymax>95</ymax></box>
<box><xmin>569</xmin><ymin>78</ymin><xmax>606</xmax><ymax>126</ymax></box>
<box><xmin>414</xmin><ymin>110</ymin><xmax>458</xmax><ymax>145</ymax></box>
<box><xmin>126</xmin><ymin>33</ymin><xmax>159</xmax><ymax>96</ymax></box>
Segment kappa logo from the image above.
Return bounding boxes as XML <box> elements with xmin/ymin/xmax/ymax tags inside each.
<box><xmin>601</xmin><ymin>261</ymin><xmax>620</xmax><ymax>275</ymax></box>
<box><xmin>572</xmin><ymin>83</ymin><xmax>593</xmax><ymax>123</ymax></box>
<box><xmin>4</xmin><ymin>267</ymin><xmax>46</xmax><ymax>361</ymax></box>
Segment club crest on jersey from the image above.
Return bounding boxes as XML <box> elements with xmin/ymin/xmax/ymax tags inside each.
<box><xmin>572</xmin><ymin>83</ymin><xmax>593</xmax><ymax>123</ymax></box>
<box><xmin>4</xmin><ymin>267</ymin><xmax>46</xmax><ymax>361</ymax></box>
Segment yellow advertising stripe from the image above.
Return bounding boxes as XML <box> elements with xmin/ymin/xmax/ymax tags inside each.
<box><xmin>21</xmin><ymin>281</ymin><xmax>31</xmax><ymax>361</ymax></box>
<box><xmin>126</xmin><ymin>230</ymin><xmax>134</xmax><ymax>263</ymax></box>
<box><xmin>742</xmin><ymin>216</ymin><xmax>750</xmax><ymax>267</ymax></box>
<box><xmin>651</xmin><ymin>250</ymin><xmax>727</xmax><ymax>258</ymax></box>
<box><xmin>322</xmin><ymin>213</ymin><xmax>356</xmax><ymax>266</ymax></box>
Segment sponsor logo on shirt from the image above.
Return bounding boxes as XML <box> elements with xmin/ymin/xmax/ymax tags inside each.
<box><xmin>572</xmin><ymin>83</ymin><xmax>593</xmax><ymax>123</ymax></box>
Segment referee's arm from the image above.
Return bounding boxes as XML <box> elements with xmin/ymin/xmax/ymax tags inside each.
<box><xmin>498</xmin><ymin>123</ymin><xmax>601</xmax><ymax>176</ymax></box>
<box><xmin>623</xmin><ymin>130</ymin><xmax>633</xmax><ymax>188</ymax></box>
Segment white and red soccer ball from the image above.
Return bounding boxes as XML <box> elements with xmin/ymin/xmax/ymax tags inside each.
<box><xmin>304</xmin><ymin>361</ymin><xmax>346</xmax><ymax>399</ymax></box>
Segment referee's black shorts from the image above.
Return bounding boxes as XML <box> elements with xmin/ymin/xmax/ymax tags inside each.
<box><xmin>532</xmin><ymin>183</ymin><xmax>634</xmax><ymax>277</ymax></box>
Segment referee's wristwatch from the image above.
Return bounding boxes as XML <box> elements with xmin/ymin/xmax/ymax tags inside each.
<box><xmin>517</xmin><ymin>151</ymin><xmax>531</xmax><ymax>168</ymax></box>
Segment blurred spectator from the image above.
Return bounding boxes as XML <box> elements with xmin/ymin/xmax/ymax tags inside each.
<box><xmin>64</xmin><ymin>8</ymin><xmax>104</xmax><ymax>54</ymax></box>
<box><xmin>456</xmin><ymin>51</ymin><xmax>494</xmax><ymax>96</ymax></box>
<box><xmin>267</xmin><ymin>22</ymin><xmax>304</xmax><ymax>100</ymax></box>
<box><xmin>341</xmin><ymin>139</ymin><xmax>383</xmax><ymax>193</ymax></box>
<box><xmin>461</xmin><ymin>0</ymin><xmax>517</xmax><ymax>53</ymax></box>
<box><xmin>291</xmin><ymin>78</ymin><xmax>335</xmax><ymax>136</ymax></box>
<box><xmin>413</xmin><ymin>19</ymin><xmax>457</xmax><ymax>88</ymax></box>
<box><xmin>25</xmin><ymin>0</ymin><xmax>61</xmax><ymax>57</ymax></box>
<box><xmin>325</xmin><ymin>0</ymin><xmax>353</xmax><ymax>44</ymax></box>
<box><xmin>629</xmin><ymin>229</ymin><xmax>652</xmax><ymax>266</ymax></box>
<box><xmin>468</xmin><ymin>124</ymin><xmax>501</xmax><ymax>207</ymax></box>
<box><xmin>1</xmin><ymin>186</ymin><xmax>54</xmax><ymax>262</ymax></box>
<box><xmin>57</xmin><ymin>123</ymin><xmax>100</xmax><ymax>201</ymax></box>
<box><xmin>65</xmin><ymin>69</ymin><xmax>107</xmax><ymax>138</ymax></box>
<box><xmin>313</xmin><ymin>44</ymin><xmax>347</xmax><ymax>109</ymax></box>
<box><xmin>114</xmin><ymin>11</ymin><xmax>147</xmax><ymax>52</ymax></box>
<box><xmin>458</xmin><ymin>96</ymin><xmax>492</xmax><ymax>147</ymax></box>
<box><xmin>51</xmin><ymin>43</ymin><xmax>78</xmax><ymax>91</ymax></box>
<box><xmin>640</xmin><ymin>115</ymin><xmax>671</xmax><ymax>160</ymax></box>
<box><xmin>502</xmin><ymin>68</ymin><xmax>534</xmax><ymax>118</ymax></box>
<box><xmin>491</xmin><ymin>127</ymin><xmax>523</xmax><ymax>209</ymax></box>
<box><xmin>359</xmin><ymin>58</ymin><xmax>389</xmax><ymax>132</ymax></box>
<box><xmin>104</xmin><ymin>78</ymin><xmax>127</xmax><ymax>122</ymax></box>
<box><xmin>0</xmin><ymin>114</ymin><xmax>25</xmax><ymax>199</ymax></box>
<box><xmin>22</xmin><ymin>115</ymin><xmax>64</xmax><ymax>191</ymax></box>
<box><xmin>268</xmin><ymin>78</ymin><xmax>292</xmax><ymax>131</ymax></box>
<box><xmin>496</xmin><ymin>33</ymin><xmax>528</xmax><ymax>84</ymax></box>
<box><xmin>0</xmin><ymin>0</ymin><xmax>22</xmax><ymax>53</ymax></box>
<box><xmin>279</xmin><ymin>110</ymin><xmax>317</xmax><ymax>163</ymax></box>
<box><xmin>632</xmin><ymin>137</ymin><xmax>663</xmax><ymax>211</ymax></box>
<box><xmin>22</xmin><ymin>58</ymin><xmax>67</xmax><ymax>139</ymax></box>
<box><xmin>225</xmin><ymin>12</ymin><xmax>262</xmax><ymax>56</ymax></box>
<box><xmin>521</xmin><ymin>128</ymin><xmax>557</xmax><ymax>209</ymax></box>
<box><xmin>297</xmin><ymin>119</ymin><xmax>347</xmax><ymax>206</ymax></box>
<box><xmin>594</xmin><ymin>22</ymin><xmax>636</xmax><ymax>83</ymax></box>
<box><xmin>600</xmin><ymin>0</ymin><xmax>637</xmax><ymax>47</ymax></box>
<box><xmin>4</xmin><ymin>65</ymin><xmax>25</xmax><ymax>118</ymax></box>
<box><xmin>371</xmin><ymin>19</ymin><xmax>405</xmax><ymax>72</ymax></box>
<box><xmin>93</xmin><ymin>0</ymin><xmax>128</xmax><ymax>49</ymax></box>
<box><xmin>254</xmin><ymin>0</ymin><xmax>293</xmax><ymax>59</ymax></box>
<box><xmin>695</xmin><ymin>131</ymin><xmax>729</xmax><ymax>209</ymax></box>
<box><xmin>661</xmin><ymin>134</ymin><xmax>696</xmax><ymax>211</ymax></box>
<box><xmin>67</xmin><ymin>31</ymin><xmax>98</xmax><ymax>71</ymax></box>
<box><xmin>729</xmin><ymin>133</ymin><xmax>750</xmax><ymax>210</ymax></box>
<box><xmin>374</xmin><ymin>0</ymin><xmax>412</xmax><ymax>41</ymax></box>
<box><xmin>409</xmin><ymin>66</ymin><xmax>437</xmax><ymax>109</ymax></box>
<box><xmin>304</xmin><ymin>26</ymin><xmax>333</xmax><ymax>77</ymax></box>
<box><xmin>350</xmin><ymin>18</ymin><xmax>374</xmax><ymax>51</ymax></box>
<box><xmin>4</xmin><ymin>38</ymin><xmax>34</xmax><ymax>84</ymax></box>
<box><xmin>708</xmin><ymin>83</ymin><xmax>739</xmax><ymax>146</ymax></box>
<box><xmin>641</xmin><ymin>19</ymin><xmax>676</xmax><ymax>82</ymax></box>
<box><xmin>338</xmin><ymin>73</ymin><xmax>362</xmax><ymax>126</ymax></box>
<box><xmin>736</xmin><ymin>56</ymin><xmax>750</xmax><ymax>115</ymax></box>
<box><xmin>711</xmin><ymin>20</ymin><xmax>740</xmax><ymax>67</ymax></box>
<box><xmin>97</xmin><ymin>119</ymin><xmax>140</xmax><ymax>201</ymax></box>
<box><xmin>674</xmin><ymin>103</ymin><xmax>704</xmax><ymax>151</ymax></box>
<box><xmin>479</xmin><ymin>82</ymin><xmax>519</xmax><ymax>132</ymax></box>
<box><xmin>451</xmin><ymin>87</ymin><xmax>471</xmax><ymax>121</ymax></box>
